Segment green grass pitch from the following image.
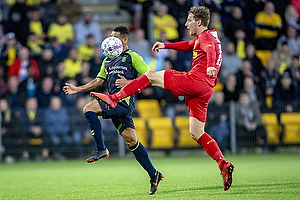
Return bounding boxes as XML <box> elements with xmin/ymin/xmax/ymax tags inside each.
<box><xmin>0</xmin><ymin>154</ymin><xmax>299</xmax><ymax>200</ymax></box>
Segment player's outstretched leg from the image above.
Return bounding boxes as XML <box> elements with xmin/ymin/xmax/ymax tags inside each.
<box><xmin>84</xmin><ymin>111</ymin><xmax>109</xmax><ymax>163</ymax></box>
<box><xmin>90</xmin><ymin>92</ymin><xmax>118</xmax><ymax>109</ymax></box>
<box><xmin>90</xmin><ymin>74</ymin><xmax>151</xmax><ymax>108</ymax></box>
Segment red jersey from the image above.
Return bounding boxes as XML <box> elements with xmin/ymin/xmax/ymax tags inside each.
<box><xmin>164</xmin><ymin>29</ymin><xmax>222</xmax><ymax>87</ymax></box>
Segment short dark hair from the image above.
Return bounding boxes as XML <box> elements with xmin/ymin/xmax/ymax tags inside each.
<box><xmin>112</xmin><ymin>26</ymin><xmax>130</xmax><ymax>38</ymax></box>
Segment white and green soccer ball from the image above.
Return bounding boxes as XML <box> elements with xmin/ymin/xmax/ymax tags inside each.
<box><xmin>101</xmin><ymin>36</ymin><xmax>123</xmax><ymax>58</ymax></box>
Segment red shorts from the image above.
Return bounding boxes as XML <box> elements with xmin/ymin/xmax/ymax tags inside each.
<box><xmin>164</xmin><ymin>70</ymin><xmax>214</xmax><ymax>122</ymax></box>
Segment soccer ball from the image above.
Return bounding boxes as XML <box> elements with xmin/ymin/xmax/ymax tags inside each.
<box><xmin>101</xmin><ymin>37</ymin><xmax>123</xmax><ymax>58</ymax></box>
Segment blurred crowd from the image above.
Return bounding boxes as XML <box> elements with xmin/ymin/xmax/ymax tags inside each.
<box><xmin>1</xmin><ymin>0</ymin><xmax>300</xmax><ymax>161</ymax></box>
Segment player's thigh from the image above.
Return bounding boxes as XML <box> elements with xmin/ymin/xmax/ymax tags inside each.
<box><xmin>145</xmin><ymin>70</ymin><xmax>165</xmax><ymax>89</ymax></box>
<box><xmin>121</xmin><ymin>127</ymin><xmax>138</xmax><ymax>147</ymax></box>
<box><xmin>82</xmin><ymin>99</ymin><xmax>102</xmax><ymax>115</ymax></box>
<box><xmin>189</xmin><ymin>117</ymin><xmax>205</xmax><ymax>141</ymax></box>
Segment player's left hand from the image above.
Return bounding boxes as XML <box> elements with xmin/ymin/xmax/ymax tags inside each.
<box><xmin>115</xmin><ymin>74</ymin><xmax>130</xmax><ymax>88</ymax></box>
<box><xmin>207</xmin><ymin>67</ymin><xmax>217</xmax><ymax>77</ymax></box>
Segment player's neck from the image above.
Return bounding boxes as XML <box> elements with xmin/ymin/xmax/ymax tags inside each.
<box><xmin>197</xmin><ymin>26</ymin><xmax>208</xmax><ymax>35</ymax></box>
<box><xmin>123</xmin><ymin>45</ymin><xmax>128</xmax><ymax>52</ymax></box>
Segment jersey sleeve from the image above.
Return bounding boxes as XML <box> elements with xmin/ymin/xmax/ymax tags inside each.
<box><xmin>129</xmin><ymin>51</ymin><xmax>150</xmax><ymax>75</ymax></box>
<box><xmin>96</xmin><ymin>58</ymin><xmax>107</xmax><ymax>80</ymax></box>
<box><xmin>164</xmin><ymin>39</ymin><xmax>195</xmax><ymax>51</ymax></box>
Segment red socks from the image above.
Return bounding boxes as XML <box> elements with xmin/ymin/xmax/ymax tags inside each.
<box><xmin>114</xmin><ymin>74</ymin><xmax>151</xmax><ymax>101</ymax></box>
<box><xmin>197</xmin><ymin>133</ymin><xmax>226</xmax><ymax>170</ymax></box>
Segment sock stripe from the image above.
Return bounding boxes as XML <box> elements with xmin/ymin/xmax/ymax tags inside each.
<box><xmin>130</xmin><ymin>142</ymin><xmax>140</xmax><ymax>152</ymax></box>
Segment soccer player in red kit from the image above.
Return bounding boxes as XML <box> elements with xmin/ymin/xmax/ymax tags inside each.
<box><xmin>91</xmin><ymin>6</ymin><xmax>234</xmax><ymax>191</ymax></box>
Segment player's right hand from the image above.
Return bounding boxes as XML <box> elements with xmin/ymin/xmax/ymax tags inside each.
<box><xmin>63</xmin><ymin>83</ymin><xmax>77</xmax><ymax>95</ymax></box>
<box><xmin>152</xmin><ymin>42</ymin><xmax>165</xmax><ymax>52</ymax></box>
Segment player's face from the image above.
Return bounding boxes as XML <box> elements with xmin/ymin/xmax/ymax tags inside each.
<box><xmin>185</xmin><ymin>13</ymin><xmax>199</xmax><ymax>36</ymax></box>
<box><xmin>111</xmin><ymin>31</ymin><xmax>128</xmax><ymax>51</ymax></box>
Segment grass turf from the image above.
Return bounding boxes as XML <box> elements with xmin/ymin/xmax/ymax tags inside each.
<box><xmin>0</xmin><ymin>154</ymin><xmax>299</xmax><ymax>200</ymax></box>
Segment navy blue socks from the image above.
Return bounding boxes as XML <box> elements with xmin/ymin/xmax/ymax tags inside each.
<box><xmin>84</xmin><ymin>111</ymin><xmax>106</xmax><ymax>150</ymax></box>
<box><xmin>130</xmin><ymin>142</ymin><xmax>156</xmax><ymax>178</ymax></box>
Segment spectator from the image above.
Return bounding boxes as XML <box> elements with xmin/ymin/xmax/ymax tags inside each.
<box><xmin>78</xmin><ymin>34</ymin><xmax>97</xmax><ymax>61</ymax></box>
<box><xmin>60</xmin><ymin>78</ymin><xmax>84</xmax><ymax>107</ymax></box>
<box><xmin>44</xmin><ymin>96</ymin><xmax>71</xmax><ymax>160</ymax></box>
<box><xmin>291</xmin><ymin>0</ymin><xmax>300</xmax><ymax>19</ymax></box>
<box><xmin>36</xmin><ymin>48</ymin><xmax>57</xmax><ymax>79</ymax></box>
<box><xmin>153</xmin><ymin>3</ymin><xmax>179</xmax><ymax>41</ymax></box>
<box><xmin>18</xmin><ymin>65</ymin><xmax>39</xmax><ymax>99</ymax></box>
<box><xmin>8</xmin><ymin>47</ymin><xmax>40</xmax><ymax>82</ymax></box>
<box><xmin>243</xmin><ymin>76</ymin><xmax>264</xmax><ymax>107</ymax></box>
<box><xmin>220</xmin><ymin>41</ymin><xmax>242</xmax><ymax>83</ymax></box>
<box><xmin>6</xmin><ymin>76</ymin><xmax>25</xmax><ymax>110</ymax></box>
<box><xmin>0</xmin><ymin>32</ymin><xmax>22</xmax><ymax>70</ymax></box>
<box><xmin>206</xmin><ymin>91</ymin><xmax>230</xmax><ymax>153</ymax></box>
<box><xmin>49</xmin><ymin>37</ymin><xmax>69</xmax><ymax>62</ymax></box>
<box><xmin>177</xmin><ymin>29</ymin><xmax>194</xmax><ymax>71</ymax></box>
<box><xmin>28</xmin><ymin>7</ymin><xmax>45</xmax><ymax>45</ymax></box>
<box><xmin>74</xmin><ymin>12</ymin><xmax>102</xmax><ymax>46</ymax></box>
<box><xmin>53</xmin><ymin>62</ymin><xmax>68</xmax><ymax>93</ymax></box>
<box><xmin>273</xmin><ymin>72</ymin><xmax>298</xmax><ymax>113</ymax></box>
<box><xmin>224</xmin><ymin>6</ymin><xmax>248</xmax><ymax>43</ymax></box>
<box><xmin>245</xmin><ymin>43</ymin><xmax>264</xmax><ymax>76</ymax></box>
<box><xmin>285</xmin><ymin>55</ymin><xmax>300</xmax><ymax>92</ymax></box>
<box><xmin>0</xmin><ymin>98</ymin><xmax>19</xmax><ymax>163</ymax></box>
<box><xmin>59</xmin><ymin>0</ymin><xmax>81</xmax><ymax>25</ymax></box>
<box><xmin>243</xmin><ymin>0</ymin><xmax>265</xmax><ymax>40</ymax></box>
<box><xmin>284</xmin><ymin>4</ymin><xmax>300</xmax><ymax>31</ymax></box>
<box><xmin>7</xmin><ymin>0</ymin><xmax>30</xmax><ymax>46</ymax></box>
<box><xmin>254</xmin><ymin>1</ymin><xmax>282</xmax><ymax>50</ymax></box>
<box><xmin>36</xmin><ymin>76</ymin><xmax>56</xmax><ymax>108</ymax></box>
<box><xmin>75</xmin><ymin>62</ymin><xmax>93</xmax><ymax>86</ymax></box>
<box><xmin>38</xmin><ymin>0</ymin><xmax>59</xmax><ymax>32</ymax></box>
<box><xmin>154</xmin><ymin>31</ymin><xmax>170</xmax><ymax>60</ymax></box>
<box><xmin>209</xmin><ymin>12</ymin><xmax>223</xmax><ymax>33</ymax></box>
<box><xmin>259</xmin><ymin>59</ymin><xmax>280</xmax><ymax>101</ymax></box>
<box><xmin>270</xmin><ymin>41</ymin><xmax>292</xmax><ymax>74</ymax></box>
<box><xmin>26</xmin><ymin>32</ymin><xmax>43</xmax><ymax>58</ymax></box>
<box><xmin>0</xmin><ymin>11</ymin><xmax>6</xmax><ymax>47</ymax></box>
<box><xmin>276</xmin><ymin>26</ymin><xmax>300</xmax><ymax>56</ymax></box>
<box><xmin>234</xmin><ymin>29</ymin><xmax>247</xmax><ymax>59</ymax></box>
<box><xmin>67</xmin><ymin>96</ymin><xmax>92</xmax><ymax>158</ymax></box>
<box><xmin>223</xmin><ymin>74</ymin><xmax>240</xmax><ymax>102</ymax></box>
<box><xmin>88</xmin><ymin>46</ymin><xmax>103</xmax><ymax>79</ymax></box>
<box><xmin>235</xmin><ymin>59</ymin><xmax>255</xmax><ymax>92</ymax></box>
<box><xmin>169</xmin><ymin>0</ymin><xmax>193</xmax><ymax>40</ymax></box>
<box><xmin>129</xmin><ymin>28</ymin><xmax>151</xmax><ymax>59</ymax></box>
<box><xmin>19</xmin><ymin>97</ymin><xmax>50</xmax><ymax>161</ymax></box>
<box><xmin>235</xmin><ymin>91</ymin><xmax>268</xmax><ymax>152</ymax></box>
<box><xmin>194</xmin><ymin>0</ymin><xmax>221</xmax><ymax>14</ymax></box>
<box><xmin>220</xmin><ymin>0</ymin><xmax>243</xmax><ymax>24</ymax></box>
<box><xmin>47</xmin><ymin>14</ymin><xmax>74</xmax><ymax>45</ymax></box>
<box><xmin>64</xmin><ymin>47</ymin><xmax>82</xmax><ymax>79</ymax></box>
<box><xmin>0</xmin><ymin>65</ymin><xmax>8</xmax><ymax>97</ymax></box>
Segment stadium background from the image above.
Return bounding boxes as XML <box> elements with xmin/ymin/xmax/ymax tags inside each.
<box><xmin>0</xmin><ymin>0</ymin><xmax>300</xmax><ymax>163</ymax></box>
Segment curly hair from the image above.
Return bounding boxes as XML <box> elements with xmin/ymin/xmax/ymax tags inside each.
<box><xmin>188</xmin><ymin>6</ymin><xmax>210</xmax><ymax>27</ymax></box>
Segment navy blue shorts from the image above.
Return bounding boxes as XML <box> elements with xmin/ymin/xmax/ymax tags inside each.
<box><xmin>98</xmin><ymin>96</ymin><xmax>135</xmax><ymax>134</ymax></box>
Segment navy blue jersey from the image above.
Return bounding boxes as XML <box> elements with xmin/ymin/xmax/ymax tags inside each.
<box><xmin>97</xmin><ymin>49</ymin><xmax>149</xmax><ymax>95</ymax></box>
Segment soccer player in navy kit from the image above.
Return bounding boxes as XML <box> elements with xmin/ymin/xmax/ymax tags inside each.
<box><xmin>63</xmin><ymin>26</ymin><xmax>163</xmax><ymax>195</ymax></box>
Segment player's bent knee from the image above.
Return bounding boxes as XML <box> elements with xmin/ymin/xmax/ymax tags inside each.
<box><xmin>83</xmin><ymin>100</ymin><xmax>103</xmax><ymax>114</ymax></box>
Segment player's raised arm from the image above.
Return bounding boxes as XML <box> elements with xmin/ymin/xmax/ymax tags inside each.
<box><xmin>152</xmin><ymin>42</ymin><xmax>165</xmax><ymax>52</ymax></box>
<box><xmin>63</xmin><ymin>78</ymin><xmax>104</xmax><ymax>95</ymax></box>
